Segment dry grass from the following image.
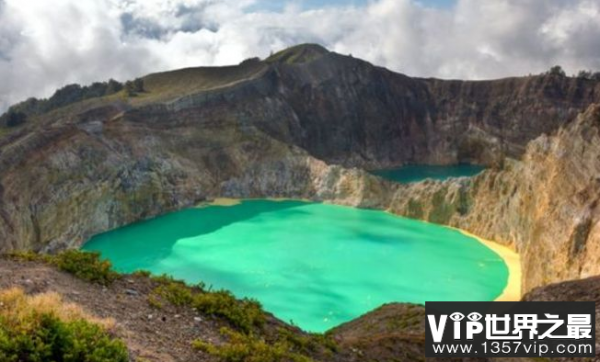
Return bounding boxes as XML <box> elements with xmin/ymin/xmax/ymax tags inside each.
<box><xmin>0</xmin><ymin>287</ymin><xmax>116</xmax><ymax>331</ymax></box>
<box><xmin>133</xmin><ymin>60</ymin><xmax>268</xmax><ymax>105</ymax></box>
<box><xmin>265</xmin><ymin>44</ymin><xmax>328</xmax><ymax>65</ymax></box>
<box><xmin>0</xmin><ymin>288</ymin><xmax>129</xmax><ymax>361</ymax></box>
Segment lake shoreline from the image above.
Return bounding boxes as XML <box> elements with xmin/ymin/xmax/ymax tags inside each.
<box><xmin>454</xmin><ymin>228</ymin><xmax>522</xmax><ymax>301</ymax></box>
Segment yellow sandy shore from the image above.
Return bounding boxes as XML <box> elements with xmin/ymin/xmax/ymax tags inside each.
<box><xmin>204</xmin><ymin>197</ymin><xmax>242</xmax><ymax>206</ymax></box>
<box><xmin>454</xmin><ymin>228</ymin><xmax>522</xmax><ymax>301</ymax></box>
<box><xmin>199</xmin><ymin>198</ymin><xmax>522</xmax><ymax>301</ymax></box>
<box><xmin>202</xmin><ymin>197</ymin><xmax>311</xmax><ymax>207</ymax></box>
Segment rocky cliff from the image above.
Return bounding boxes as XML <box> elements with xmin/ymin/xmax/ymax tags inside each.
<box><xmin>1</xmin><ymin>44</ymin><xmax>600</xmax><ymax>295</ymax></box>
<box><xmin>263</xmin><ymin>51</ymin><xmax>600</xmax><ymax>168</ymax></box>
<box><xmin>335</xmin><ymin>104</ymin><xmax>600</xmax><ymax>294</ymax></box>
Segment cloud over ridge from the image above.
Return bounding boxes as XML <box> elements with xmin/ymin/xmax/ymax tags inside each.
<box><xmin>1</xmin><ymin>0</ymin><xmax>599</xmax><ymax>111</ymax></box>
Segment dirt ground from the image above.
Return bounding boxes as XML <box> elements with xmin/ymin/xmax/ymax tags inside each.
<box><xmin>0</xmin><ymin>258</ymin><xmax>224</xmax><ymax>362</ymax></box>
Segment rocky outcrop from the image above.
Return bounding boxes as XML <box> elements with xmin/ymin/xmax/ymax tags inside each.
<box><xmin>375</xmin><ymin>105</ymin><xmax>600</xmax><ymax>293</ymax></box>
<box><xmin>0</xmin><ymin>103</ymin><xmax>320</xmax><ymax>252</ymax></box>
<box><xmin>254</xmin><ymin>50</ymin><xmax>600</xmax><ymax>168</ymax></box>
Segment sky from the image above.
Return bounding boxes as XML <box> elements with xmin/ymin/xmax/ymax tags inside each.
<box><xmin>251</xmin><ymin>0</ymin><xmax>456</xmax><ymax>11</ymax></box>
<box><xmin>1</xmin><ymin>0</ymin><xmax>599</xmax><ymax>111</ymax></box>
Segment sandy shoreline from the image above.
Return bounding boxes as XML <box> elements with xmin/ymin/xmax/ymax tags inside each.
<box><xmin>201</xmin><ymin>197</ymin><xmax>311</xmax><ymax>207</ymax></box>
<box><xmin>202</xmin><ymin>197</ymin><xmax>242</xmax><ymax>206</ymax></box>
<box><xmin>454</xmin><ymin>228</ymin><xmax>522</xmax><ymax>301</ymax></box>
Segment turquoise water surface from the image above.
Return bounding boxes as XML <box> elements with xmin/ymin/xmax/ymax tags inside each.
<box><xmin>83</xmin><ymin>200</ymin><xmax>508</xmax><ymax>332</ymax></box>
<box><xmin>373</xmin><ymin>164</ymin><xmax>485</xmax><ymax>183</ymax></box>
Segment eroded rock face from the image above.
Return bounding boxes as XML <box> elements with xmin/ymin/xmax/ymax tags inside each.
<box><xmin>1</xmin><ymin>46</ymin><xmax>600</xmax><ymax>295</ymax></box>
<box><xmin>380</xmin><ymin>105</ymin><xmax>600</xmax><ymax>293</ymax></box>
<box><xmin>0</xmin><ymin>103</ymin><xmax>327</xmax><ymax>252</ymax></box>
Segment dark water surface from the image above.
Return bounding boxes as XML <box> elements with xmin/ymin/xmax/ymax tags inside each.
<box><xmin>372</xmin><ymin>164</ymin><xmax>485</xmax><ymax>183</ymax></box>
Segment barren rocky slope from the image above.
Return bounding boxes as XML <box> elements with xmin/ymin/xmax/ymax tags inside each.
<box><xmin>385</xmin><ymin>104</ymin><xmax>600</xmax><ymax>293</ymax></box>
<box><xmin>333</xmin><ymin>271</ymin><xmax>600</xmax><ymax>362</ymax></box>
<box><xmin>1</xmin><ymin>44</ymin><xmax>600</xmax><ymax>297</ymax></box>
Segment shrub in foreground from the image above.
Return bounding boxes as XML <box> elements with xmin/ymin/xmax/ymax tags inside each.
<box><xmin>0</xmin><ymin>288</ymin><xmax>129</xmax><ymax>362</ymax></box>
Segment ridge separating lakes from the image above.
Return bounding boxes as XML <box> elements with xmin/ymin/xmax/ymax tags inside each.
<box><xmin>82</xmin><ymin>196</ymin><xmax>519</xmax><ymax>333</ymax></box>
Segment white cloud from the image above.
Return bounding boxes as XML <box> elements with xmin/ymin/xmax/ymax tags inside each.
<box><xmin>1</xmin><ymin>0</ymin><xmax>600</xmax><ymax>111</ymax></box>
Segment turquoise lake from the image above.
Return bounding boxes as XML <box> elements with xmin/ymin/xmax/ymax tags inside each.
<box><xmin>373</xmin><ymin>164</ymin><xmax>485</xmax><ymax>183</ymax></box>
<box><xmin>83</xmin><ymin>199</ymin><xmax>508</xmax><ymax>332</ymax></box>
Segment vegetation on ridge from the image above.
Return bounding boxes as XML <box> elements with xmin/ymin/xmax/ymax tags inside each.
<box><xmin>544</xmin><ymin>65</ymin><xmax>600</xmax><ymax>80</ymax></box>
<box><xmin>0</xmin><ymin>78</ymin><xmax>145</xmax><ymax>128</ymax></box>
<box><xmin>149</xmin><ymin>275</ymin><xmax>265</xmax><ymax>333</ymax></box>
<box><xmin>10</xmin><ymin>250</ymin><xmax>119</xmax><ymax>286</ymax></box>
<box><xmin>265</xmin><ymin>44</ymin><xmax>329</xmax><ymax>65</ymax></box>
<box><xmin>193</xmin><ymin>327</ymin><xmax>316</xmax><ymax>362</ymax></box>
<box><xmin>10</xmin><ymin>251</ymin><xmax>267</xmax><ymax>332</ymax></box>
<box><xmin>147</xmin><ymin>272</ymin><xmax>337</xmax><ymax>361</ymax></box>
<box><xmin>7</xmin><ymin>250</ymin><xmax>339</xmax><ymax>361</ymax></box>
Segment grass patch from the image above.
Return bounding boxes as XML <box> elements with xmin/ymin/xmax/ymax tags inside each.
<box><xmin>265</xmin><ymin>44</ymin><xmax>328</xmax><ymax>65</ymax></box>
<box><xmin>0</xmin><ymin>288</ymin><xmax>128</xmax><ymax>362</ymax></box>
<box><xmin>135</xmin><ymin>61</ymin><xmax>266</xmax><ymax>105</ymax></box>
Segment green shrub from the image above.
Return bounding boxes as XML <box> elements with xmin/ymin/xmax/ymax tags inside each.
<box><xmin>547</xmin><ymin>65</ymin><xmax>566</xmax><ymax>77</ymax></box>
<box><xmin>52</xmin><ymin>250</ymin><xmax>119</xmax><ymax>286</ymax></box>
<box><xmin>0</xmin><ymin>288</ymin><xmax>128</xmax><ymax>362</ymax></box>
<box><xmin>193</xmin><ymin>328</ymin><xmax>314</xmax><ymax>362</ymax></box>
<box><xmin>6</xmin><ymin>251</ymin><xmax>48</xmax><ymax>262</ymax></box>
<box><xmin>193</xmin><ymin>291</ymin><xmax>265</xmax><ymax>333</ymax></box>
<box><xmin>277</xmin><ymin>328</ymin><xmax>338</xmax><ymax>354</ymax></box>
<box><xmin>0</xmin><ymin>111</ymin><xmax>27</xmax><ymax>128</ymax></box>
<box><xmin>132</xmin><ymin>270</ymin><xmax>152</xmax><ymax>278</ymax></box>
<box><xmin>147</xmin><ymin>295</ymin><xmax>164</xmax><ymax>310</ymax></box>
<box><xmin>2</xmin><ymin>79</ymin><xmax>125</xmax><ymax>120</ymax></box>
<box><xmin>151</xmin><ymin>280</ymin><xmax>265</xmax><ymax>333</ymax></box>
<box><xmin>8</xmin><ymin>250</ymin><xmax>119</xmax><ymax>286</ymax></box>
<box><xmin>149</xmin><ymin>273</ymin><xmax>178</xmax><ymax>285</ymax></box>
<box><xmin>154</xmin><ymin>281</ymin><xmax>194</xmax><ymax>307</ymax></box>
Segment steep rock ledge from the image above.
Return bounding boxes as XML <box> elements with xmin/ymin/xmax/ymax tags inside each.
<box><xmin>379</xmin><ymin>104</ymin><xmax>600</xmax><ymax>293</ymax></box>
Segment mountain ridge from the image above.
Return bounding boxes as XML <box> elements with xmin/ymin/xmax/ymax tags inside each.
<box><xmin>4</xmin><ymin>44</ymin><xmax>599</xmax><ymax>133</ymax></box>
